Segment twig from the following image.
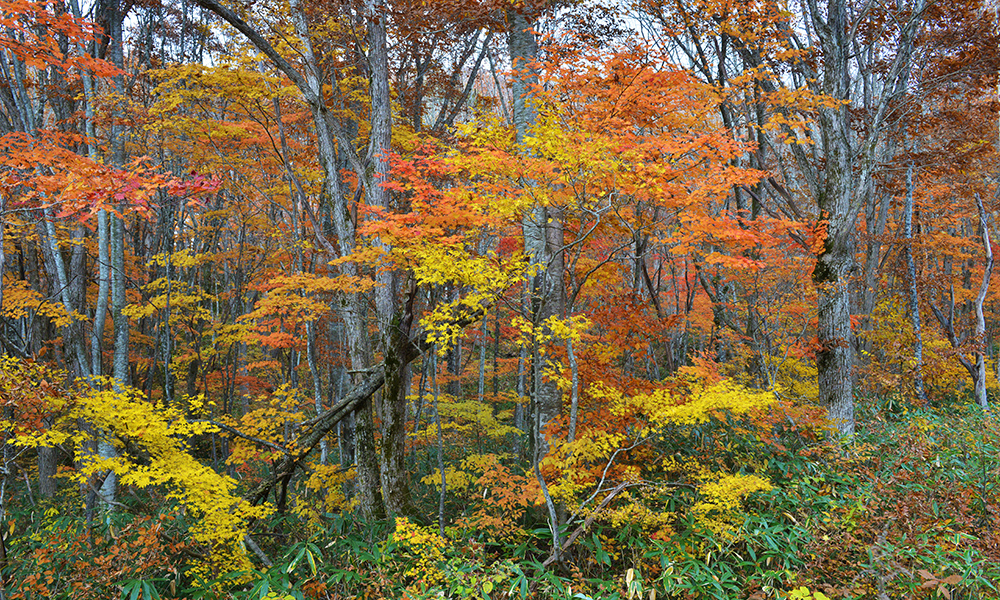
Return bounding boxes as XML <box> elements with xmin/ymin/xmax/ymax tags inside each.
<box><xmin>87</xmin><ymin>478</ymin><xmax>129</xmax><ymax>511</ymax></box>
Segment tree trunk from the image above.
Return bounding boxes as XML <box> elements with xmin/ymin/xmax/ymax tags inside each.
<box><xmin>432</xmin><ymin>348</ymin><xmax>446</xmax><ymax>536</ymax></box>
<box><xmin>366</xmin><ymin>0</ymin><xmax>414</xmax><ymax>519</ymax></box>
<box><xmin>102</xmin><ymin>0</ymin><xmax>130</xmax><ymax>512</ymax></box>
<box><xmin>813</xmin><ymin>144</ymin><xmax>856</xmax><ymax>434</ymax></box>
<box><xmin>809</xmin><ymin>0</ymin><xmax>855</xmax><ymax>436</ymax></box>
<box><xmin>508</xmin><ymin>9</ymin><xmax>564</xmax><ymax>456</ymax></box>
<box><xmin>91</xmin><ymin>211</ymin><xmax>109</xmax><ymax>379</ymax></box>
<box><xmin>904</xmin><ymin>162</ymin><xmax>927</xmax><ymax>403</ymax></box>
<box><xmin>306</xmin><ymin>322</ymin><xmax>327</xmax><ymax>464</ymax></box>
<box><xmin>477</xmin><ymin>313</ymin><xmax>488</xmax><ymax>404</ymax></box>
<box><xmin>973</xmin><ymin>193</ymin><xmax>993</xmax><ymax>409</ymax></box>
<box><xmin>567</xmin><ymin>336</ymin><xmax>579</xmax><ymax>444</ymax></box>
<box><xmin>37</xmin><ymin>430</ymin><xmax>58</xmax><ymax>498</ymax></box>
<box><xmin>803</xmin><ymin>0</ymin><xmax>925</xmax><ymax>434</ymax></box>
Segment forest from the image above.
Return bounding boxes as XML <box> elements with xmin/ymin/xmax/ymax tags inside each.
<box><xmin>1</xmin><ymin>0</ymin><xmax>1000</xmax><ymax>598</ymax></box>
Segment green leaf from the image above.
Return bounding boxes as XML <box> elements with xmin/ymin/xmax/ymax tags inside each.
<box><xmin>142</xmin><ymin>581</ymin><xmax>160</xmax><ymax>600</ymax></box>
<box><xmin>288</xmin><ymin>547</ymin><xmax>306</xmax><ymax>573</ymax></box>
<box><xmin>125</xmin><ymin>580</ymin><xmax>142</xmax><ymax>600</ymax></box>
<box><xmin>306</xmin><ymin>548</ymin><xmax>317</xmax><ymax>576</ymax></box>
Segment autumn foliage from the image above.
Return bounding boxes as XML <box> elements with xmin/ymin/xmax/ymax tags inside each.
<box><xmin>1</xmin><ymin>0</ymin><xmax>1000</xmax><ymax>599</ymax></box>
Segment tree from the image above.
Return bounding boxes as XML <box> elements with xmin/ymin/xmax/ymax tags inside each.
<box><xmin>188</xmin><ymin>0</ymin><xmax>514</xmax><ymax>518</ymax></box>
<box><xmin>638</xmin><ymin>0</ymin><xmax>929</xmax><ymax>434</ymax></box>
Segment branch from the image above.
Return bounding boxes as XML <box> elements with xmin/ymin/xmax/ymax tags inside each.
<box><xmin>974</xmin><ymin>192</ymin><xmax>994</xmax><ymax>313</ymax></box>
<box><xmin>540</xmin><ymin>480</ymin><xmax>633</xmax><ymax>569</ymax></box>
<box><xmin>569</xmin><ymin>437</ymin><xmax>648</xmax><ymax>526</ymax></box>
<box><xmin>191</xmin><ymin>0</ymin><xmax>315</xmax><ymax>105</ymax></box>
<box><xmin>87</xmin><ymin>478</ymin><xmax>130</xmax><ymax>511</ymax></box>
<box><xmin>246</xmin><ymin>303</ymin><xmax>488</xmax><ymax>505</ymax></box>
<box><xmin>244</xmin><ymin>534</ymin><xmax>273</xmax><ymax>567</ymax></box>
<box><xmin>199</xmin><ymin>420</ymin><xmax>287</xmax><ymax>454</ymax></box>
<box><xmin>247</xmin><ymin>366</ymin><xmax>386</xmax><ymax>505</ymax></box>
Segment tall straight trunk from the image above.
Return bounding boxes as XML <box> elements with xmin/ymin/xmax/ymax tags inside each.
<box><xmin>477</xmin><ymin>313</ymin><xmax>488</xmax><ymax>404</ymax></box>
<box><xmin>306</xmin><ymin>322</ymin><xmax>328</xmax><ymax>464</ymax></box>
<box><xmin>904</xmin><ymin>162</ymin><xmax>927</xmax><ymax>403</ymax></box>
<box><xmin>102</xmin><ymin>0</ymin><xmax>129</xmax><ymax>511</ymax></box>
<box><xmin>92</xmin><ymin>212</ymin><xmax>109</xmax><ymax>378</ymax></box>
<box><xmin>513</xmin><ymin>283</ymin><xmax>529</xmax><ymax>459</ymax></box>
<box><xmin>70</xmin><ymin>0</ymin><xmax>110</xmax><ymax>506</ymax></box>
<box><xmin>532</xmin><ymin>351</ymin><xmax>562</xmax><ymax>561</ymax></box>
<box><xmin>566</xmin><ymin>336</ymin><xmax>579</xmax><ymax>444</ymax></box>
<box><xmin>329</xmin><ymin>328</ymin><xmax>354</xmax><ymax>469</ymax></box>
<box><xmin>432</xmin><ymin>349</ymin><xmax>446</xmax><ymax>537</ymax></box>
<box><xmin>366</xmin><ymin>0</ymin><xmax>413</xmax><ymax>519</ymax></box>
<box><xmin>69</xmin><ymin>226</ymin><xmax>87</xmax><ymax>330</ymax></box>
<box><xmin>37</xmin><ymin>421</ymin><xmax>58</xmax><ymax>497</ymax></box>
<box><xmin>813</xmin><ymin>188</ymin><xmax>856</xmax><ymax>433</ymax></box>
<box><xmin>110</xmin><ymin>217</ymin><xmax>128</xmax><ymax>384</ymax></box>
<box><xmin>100</xmin><ymin>0</ymin><xmax>129</xmax><ymax>386</ymax></box>
<box><xmin>811</xmin><ymin>0</ymin><xmax>856</xmax><ymax>436</ymax></box>
<box><xmin>508</xmin><ymin>9</ymin><xmax>564</xmax><ymax>457</ymax></box>
<box><xmin>446</xmin><ymin>285</ymin><xmax>462</xmax><ymax>398</ymax></box>
<box><xmin>162</xmin><ymin>216</ymin><xmax>175</xmax><ymax>403</ymax></box>
<box><xmin>21</xmin><ymin>243</ymin><xmax>44</xmax><ymax>356</ymax></box>
<box><xmin>973</xmin><ymin>193</ymin><xmax>993</xmax><ymax>409</ymax></box>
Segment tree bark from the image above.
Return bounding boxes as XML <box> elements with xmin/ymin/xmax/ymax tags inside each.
<box><xmin>800</xmin><ymin>0</ymin><xmax>925</xmax><ymax>434</ymax></box>
<box><xmin>432</xmin><ymin>348</ymin><xmax>446</xmax><ymax>537</ymax></box>
<box><xmin>366</xmin><ymin>0</ymin><xmax>414</xmax><ymax>519</ymax></box>
<box><xmin>100</xmin><ymin>0</ymin><xmax>129</xmax><ymax>511</ymax></box>
<box><xmin>904</xmin><ymin>162</ymin><xmax>927</xmax><ymax>403</ymax></box>
<box><xmin>567</xmin><ymin>336</ymin><xmax>579</xmax><ymax>444</ymax></box>
<box><xmin>972</xmin><ymin>193</ymin><xmax>993</xmax><ymax>408</ymax></box>
<box><xmin>37</xmin><ymin>427</ymin><xmax>58</xmax><ymax>498</ymax></box>
<box><xmin>508</xmin><ymin>9</ymin><xmax>564</xmax><ymax>456</ymax></box>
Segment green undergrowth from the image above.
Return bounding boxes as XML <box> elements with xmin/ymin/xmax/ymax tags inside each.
<box><xmin>7</xmin><ymin>401</ymin><xmax>1000</xmax><ymax>599</ymax></box>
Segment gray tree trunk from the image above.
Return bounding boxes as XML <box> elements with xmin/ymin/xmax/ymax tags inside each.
<box><xmin>795</xmin><ymin>0</ymin><xmax>925</xmax><ymax>434</ymax></box>
<box><xmin>38</xmin><ymin>441</ymin><xmax>58</xmax><ymax>498</ymax></box>
<box><xmin>904</xmin><ymin>162</ymin><xmax>927</xmax><ymax>403</ymax></box>
<box><xmin>366</xmin><ymin>0</ymin><xmax>413</xmax><ymax>519</ymax></box>
<box><xmin>508</xmin><ymin>9</ymin><xmax>564</xmax><ymax>456</ymax></box>
<box><xmin>103</xmin><ymin>0</ymin><xmax>130</xmax><ymax>512</ymax></box>
<box><xmin>809</xmin><ymin>0</ymin><xmax>858</xmax><ymax>436</ymax></box>
<box><xmin>431</xmin><ymin>349</ymin><xmax>446</xmax><ymax>536</ymax></box>
<box><xmin>566</xmin><ymin>336</ymin><xmax>579</xmax><ymax>444</ymax></box>
<box><xmin>306</xmin><ymin>322</ymin><xmax>327</xmax><ymax>464</ymax></box>
<box><xmin>973</xmin><ymin>193</ymin><xmax>993</xmax><ymax>408</ymax></box>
